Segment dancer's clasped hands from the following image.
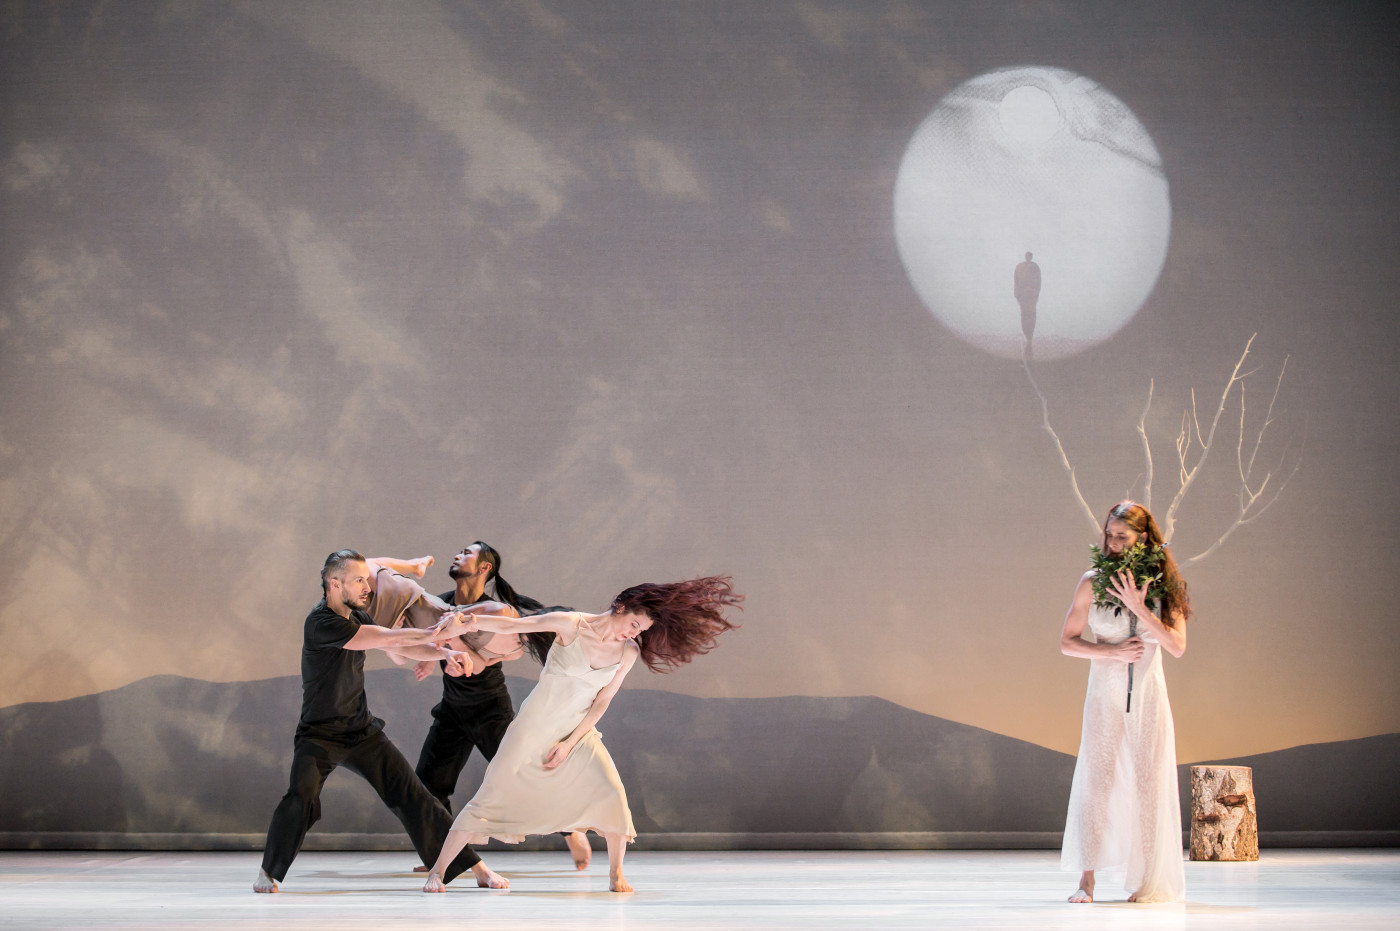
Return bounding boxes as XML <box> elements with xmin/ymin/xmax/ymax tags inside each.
<box><xmin>433</xmin><ymin>608</ymin><xmax>480</xmax><ymax>642</ymax></box>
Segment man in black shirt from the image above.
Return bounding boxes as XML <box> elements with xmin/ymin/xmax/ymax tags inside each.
<box><xmin>253</xmin><ymin>550</ymin><xmax>508</xmax><ymax>892</ymax></box>
<box><xmin>414</xmin><ymin>541</ymin><xmax>593</xmax><ymax>870</ymax></box>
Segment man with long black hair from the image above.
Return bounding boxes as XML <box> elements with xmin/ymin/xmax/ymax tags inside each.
<box><xmin>414</xmin><ymin>541</ymin><xmax>594</xmax><ymax>870</ymax></box>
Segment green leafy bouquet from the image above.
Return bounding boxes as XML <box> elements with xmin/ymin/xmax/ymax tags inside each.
<box><xmin>1088</xmin><ymin>540</ymin><xmax>1177</xmax><ymax>713</ymax></box>
<box><xmin>1088</xmin><ymin>541</ymin><xmax>1176</xmax><ymax>615</ymax></box>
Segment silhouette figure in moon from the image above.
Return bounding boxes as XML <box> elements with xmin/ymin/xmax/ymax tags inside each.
<box><xmin>1015</xmin><ymin>252</ymin><xmax>1041</xmax><ymax>360</ymax></box>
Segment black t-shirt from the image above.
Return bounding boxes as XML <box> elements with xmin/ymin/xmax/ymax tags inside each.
<box><xmin>439</xmin><ymin>591</ymin><xmax>509</xmax><ymax>703</ymax></box>
<box><xmin>296</xmin><ymin>601</ymin><xmax>383</xmax><ymax>743</ymax></box>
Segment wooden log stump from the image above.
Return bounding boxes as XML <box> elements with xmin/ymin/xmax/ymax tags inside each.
<box><xmin>1189</xmin><ymin>765</ymin><xmax>1259</xmax><ymax>861</ymax></box>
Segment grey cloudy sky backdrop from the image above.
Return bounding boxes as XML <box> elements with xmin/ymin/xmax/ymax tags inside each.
<box><xmin>1</xmin><ymin>0</ymin><xmax>1397</xmax><ymax>762</ymax></box>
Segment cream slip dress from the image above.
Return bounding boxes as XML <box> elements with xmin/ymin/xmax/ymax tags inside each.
<box><xmin>449</xmin><ymin>622</ymin><xmax>637</xmax><ymax>843</ymax></box>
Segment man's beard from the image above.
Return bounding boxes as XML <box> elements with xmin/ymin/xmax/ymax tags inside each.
<box><xmin>449</xmin><ymin>565</ymin><xmax>467</xmax><ymax>581</ymax></box>
<box><xmin>345</xmin><ymin>590</ymin><xmax>372</xmax><ymax>610</ymax></box>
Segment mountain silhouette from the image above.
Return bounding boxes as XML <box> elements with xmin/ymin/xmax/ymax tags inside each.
<box><xmin>0</xmin><ymin>674</ymin><xmax>1394</xmax><ymax>841</ymax></box>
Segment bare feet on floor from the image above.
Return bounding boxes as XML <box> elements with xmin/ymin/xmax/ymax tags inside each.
<box><xmin>413</xmin><ymin>864</ymin><xmax>429</xmax><ymax>872</ymax></box>
<box><xmin>566</xmin><ymin>831</ymin><xmax>592</xmax><ymax>871</ymax></box>
<box><xmin>422</xmin><ymin>871</ymin><xmax>446</xmax><ymax>893</ymax></box>
<box><xmin>253</xmin><ymin>869</ymin><xmax>278</xmax><ymax>893</ymax></box>
<box><xmin>473</xmin><ymin>862</ymin><xmax>510</xmax><ymax>889</ymax></box>
<box><xmin>1069</xmin><ymin>871</ymin><xmax>1094</xmax><ymax>903</ymax></box>
<box><xmin>609</xmin><ymin>871</ymin><xmax>634</xmax><ymax>893</ymax></box>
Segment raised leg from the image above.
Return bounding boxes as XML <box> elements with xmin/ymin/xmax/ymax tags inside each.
<box><xmin>566</xmin><ymin>831</ymin><xmax>592</xmax><ymax>870</ymax></box>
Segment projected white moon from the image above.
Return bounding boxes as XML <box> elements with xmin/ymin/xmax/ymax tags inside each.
<box><xmin>894</xmin><ymin>67</ymin><xmax>1170</xmax><ymax>360</ymax></box>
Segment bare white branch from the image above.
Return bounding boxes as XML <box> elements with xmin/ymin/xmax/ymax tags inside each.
<box><xmin>1180</xmin><ymin>455</ymin><xmax>1300</xmax><ymax>567</ymax></box>
<box><xmin>1175</xmin><ymin>410</ymin><xmax>1192</xmax><ymax>504</ymax></box>
<box><xmin>1022</xmin><ymin>356</ymin><xmax>1100</xmax><ymax>534</ymax></box>
<box><xmin>1190</xmin><ymin>387</ymin><xmax>1203</xmax><ymax>454</ymax></box>
<box><xmin>1163</xmin><ymin>333</ymin><xmax>1258</xmax><ymax>541</ymax></box>
<box><xmin>1180</xmin><ymin>360</ymin><xmax>1303</xmax><ymax>568</ymax></box>
<box><xmin>1136</xmin><ymin>379</ymin><xmax>1155</xmax><ymax>511</ymax></box>
<box><xmin>1025</xmin><ymin>332</ymin><xmax>1299</xmax><ymax>567</ymax></box>
<box><xmin>1236</xmin><ymin>380</ymin><xmax>1249</xmax><ymax>486</ymax></box>
<box><xmin>1245</xmin><ymin>356</ymin><xmax>1290</xmax><ymax>480</ymax></box>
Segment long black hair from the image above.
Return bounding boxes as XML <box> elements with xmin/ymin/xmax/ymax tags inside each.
<box><xmin>470</xmin><ymin>540</ymin><xmax>565</xmax><ymax>663</ymax></box>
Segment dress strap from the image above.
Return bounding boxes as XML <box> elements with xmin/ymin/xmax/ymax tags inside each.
<box><xmin>557</xmin><ymin>613</ymin><xmax>586</xmax><ymax>647</ymax></box>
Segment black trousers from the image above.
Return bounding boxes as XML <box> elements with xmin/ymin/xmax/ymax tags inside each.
<box><xmin>414</xmin><ymin>687</ymin><xmax>515</xmax><ymax>812</ymax></box>
<box><xmin>260</xmin><ymin>728</ymin><xmax>480</xmax><ymax>882</ymax></box>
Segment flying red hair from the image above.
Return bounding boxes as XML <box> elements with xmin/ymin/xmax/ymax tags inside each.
<box><xmin>612</xmin><ymin>575</ymin><xmax>742</xmax><ymax>672</ymax></box>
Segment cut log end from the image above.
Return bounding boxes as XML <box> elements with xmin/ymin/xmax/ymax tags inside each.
<box><xmin>1189</xmin><ymin>765</ymin><xmax>1259</xmax><ymax>861</ymax></box>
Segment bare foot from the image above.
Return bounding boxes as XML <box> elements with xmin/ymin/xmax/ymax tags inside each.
<box><xmin>1069</xmin><ymin>871</ymin><xmax>1094</xmax><ymax>903</ymax></box>
<box><xmin>1069</xmin><ymin>888</ymin><xmax>1093</xmax><ymax>903</ymax></box>
<box><xmin>253</xmin><ymin>869</ymin><xmax>278</xmax><ymax>893</ymax></box>
<box><xmin>609</xmin><ymin>871</ymin><xmax>634</xmax><ymax>893</ymax></box>
<box><xmin>1128</xmin><ymin>892</ymin><xmax>1140</xmax><ymax>903</ymax></box>
<box><xmin>473</xmin><ymin>862</ymin><xmax>510</xmax><ymax>889</ymax></box>
<box><xmin>566</xmin><ymin>831</ymin><xmax>592</xmax><ymax>871</ymax></box>
<box><xmin>413</xmin><ymin>864</ymin><xmax>429</xmax><ymax>872</ymax></box>
<box><xmin>423</xmin><ymin>871</ymin><xmax>445</xmax><ymax>893</ymax></box>
<box><xmin>406</xmin><ymin>556</ymin><xmax>434</xmax><ymax>578</ymax></box>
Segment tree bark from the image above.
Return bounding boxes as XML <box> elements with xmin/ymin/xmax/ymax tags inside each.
<box><xmin>1189</xmin><ymin>765</ymin><xmax>1259</xmax><ymax>861</ymax></box>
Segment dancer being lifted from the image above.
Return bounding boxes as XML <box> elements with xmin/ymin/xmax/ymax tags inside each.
<box><xmin>321</xmin><ymin>550</ymin><xmax>590</xmax><ymax>871</ymax></box>
<box><xmin>422</xmin><ymin>576</ymin><xmax>742</xmax><ymax>894</ymax></box>
<box><xmin>1060</xmin><ymin>501</ymin><xmax>1190</xmax><ymax>904</ymax></box>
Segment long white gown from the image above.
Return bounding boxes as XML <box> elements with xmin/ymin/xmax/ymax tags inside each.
<box><xmin>1061</xmin><ymin>604</ymin><xmax>1185</xmax><ymax>902</ymax></box>
<box><xmin>448</xmin><ymin>630</ymin><xmax>636</xmax><ymax>843</ymax></box>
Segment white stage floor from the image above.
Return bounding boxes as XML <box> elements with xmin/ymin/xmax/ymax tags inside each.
<box><xmin>1</xmin><ymin>848</ymin><xmax>1396</xmax><ymax>929</ymax></box>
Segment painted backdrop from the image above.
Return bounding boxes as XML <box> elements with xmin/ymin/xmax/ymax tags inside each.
<box><xmin>2</xmin><ymin>0</ymin><xmax>1397</xmax><ymax>841</ymax></box>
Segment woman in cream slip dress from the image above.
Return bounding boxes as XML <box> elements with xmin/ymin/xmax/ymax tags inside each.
<box><xmin>422</xmin><ymin>577</ymin><xmax>741</xmax><ymax>894</ymax></box>
<box><xmin>1060</xmin><ymin>501</ymin><xmax>1191</xmax><ymax>905</ymax></box>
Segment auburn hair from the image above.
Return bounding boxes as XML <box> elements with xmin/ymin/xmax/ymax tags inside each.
<box><xmin>1103</xmin><ymin>501</ymin><xmax>1192</xmax><ymax>626</ymax></box>
<box><xmin>613</xmin><ymin>576</ymin><xmax>743</xmax><ymax>672</ymax></box>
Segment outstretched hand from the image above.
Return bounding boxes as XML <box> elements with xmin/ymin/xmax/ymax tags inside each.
<box><xmin>413</xmin><ymin>660</ymin><xmax>437</xmax><ymax>682</ymax></box>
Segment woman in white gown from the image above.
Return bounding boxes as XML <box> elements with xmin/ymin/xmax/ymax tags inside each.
<box><xmin>422</xmin><ymin>576</ymin><xmax>741</xmax><ymax>894</ymax></box>
<box><xmin>1060</xmin><ymin>501</ymin><xmax>1190</xmax><ymax>904</ymax></box>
